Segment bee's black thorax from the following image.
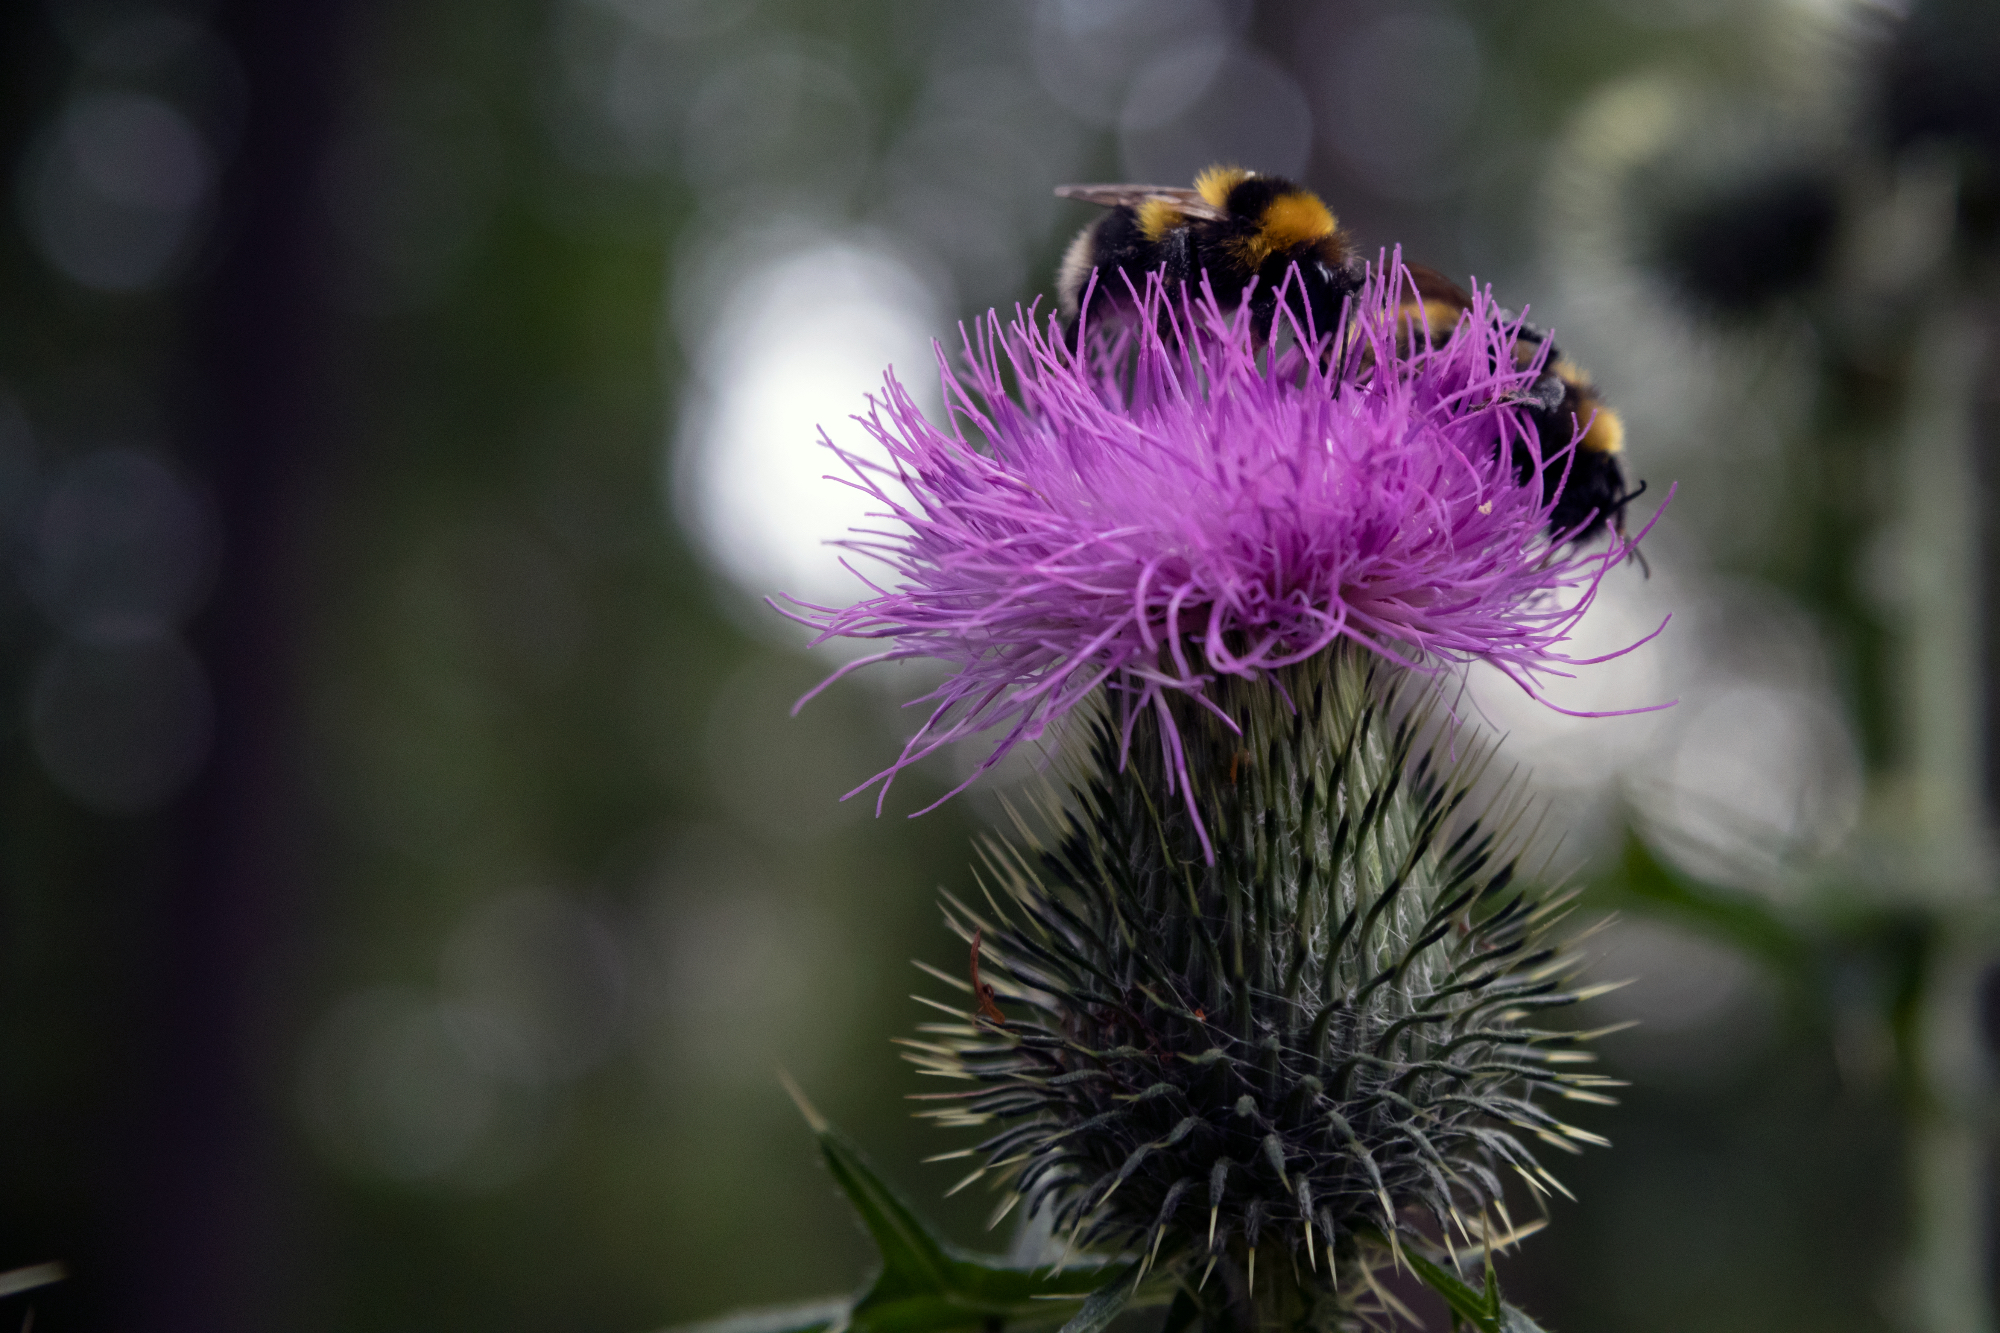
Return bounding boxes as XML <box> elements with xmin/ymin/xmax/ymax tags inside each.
<box><xmin>1058</xmin><ymin>167</ymin><xmax>1363</xmax><ymax>346</ymax></box>
<box><xmin>1395</xmin><ymin>265</ymin><xmax>1638</xmax><ymax>548</ymax></box>
<box><xmin>1221</xmin><ymin>174</ymin><xmax>1291</xmax><ymax>221</ymax></box>
<box><xmin>1500</xmin><ymin>322</ymin><xmax>1632</xmax><ymax>541</ymax></box>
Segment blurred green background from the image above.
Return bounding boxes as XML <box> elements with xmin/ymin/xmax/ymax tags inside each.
<box><xmin>0</xmin><ymin>0</ymin><xmax>1995</xmax><ymax>1330</ymax></box>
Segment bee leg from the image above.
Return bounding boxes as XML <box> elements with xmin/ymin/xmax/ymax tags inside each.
<box><xmin>1613</xmin><ymin>479</ymin><xmax>1651</xmax><ymax>575</ymax></box>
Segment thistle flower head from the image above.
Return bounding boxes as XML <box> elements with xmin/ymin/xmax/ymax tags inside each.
<box><xmin>785</xmin><ymin>260</ymin><xmax>1647</xmax><ymax>839</ymax></box>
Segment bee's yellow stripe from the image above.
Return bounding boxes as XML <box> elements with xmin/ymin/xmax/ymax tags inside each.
<box><xmin>1579</xmin><ymin>406</ymin><xmax>1625</xmax><ymax>455</ymax></box>
<box><xmin>1259</xmin><ymin>191</ymin><xmax>1336</xmax><ymax>252</ymax></box>
<box><xmin>1137</xmin><ymin>198</ymin><xmax>1184</xmax><ymax>241</ymax></box>
<box><xmin>1195</xmin><ymin>164</ymin><xmax>1249</xmax><ymax>207</ymax></box>
<box><xmin>1554</xmin><ymin>359</ymin><xmax>1624</xmax><ymax>454</ymax></box>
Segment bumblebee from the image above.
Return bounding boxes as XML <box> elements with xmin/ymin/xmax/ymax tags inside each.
<box><xmin>1399</xmin><ymin>265</ymin><xmax>1638</xmax><ymax>546</ymax></box>
<box><xmin>1054</xmin><ymin>165</ymin><xmax>1364</xmax><ymax>345</ymax></box>
<box><xmin>1054</xmin><ymin>166</ymin><xmax>1638</xmax><ymax>549</ymax></box>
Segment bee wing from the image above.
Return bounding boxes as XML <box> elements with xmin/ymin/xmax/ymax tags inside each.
<box><xmin>1406</xmin><ymin>264</ymin><xmax>1472</xmax><ymax>309</ymax></box>
<box><xmin>1404</xmin><ymin>264</ymin><xmax>1545</xmax><ymax>339</ymax></box>
<box><xmin>1053</xmin><ymin>184</ymin><xmax>1228</xmax><ymax>222</ymax></box>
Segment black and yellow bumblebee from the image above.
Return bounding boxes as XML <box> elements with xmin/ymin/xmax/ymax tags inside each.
<box><xmin>1398</xmin><ymin>265</ymin><xmax>1636</xmax><ymax>545</ymax></box>
<box><xmin>1055</xmin><ymin>166</ymin><xmax>1639</xmax><ymax>548</ymax></box>
<box><xmin>1054</xmin><ymin>165</ymin><xmax>1365</xmax><ymax>345</ymax></box>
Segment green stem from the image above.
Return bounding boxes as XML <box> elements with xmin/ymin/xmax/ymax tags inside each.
<box><xmin>1892</xmin><ymin>243</ymin><xmax>1995</xmax><ymax>1333</ymax></box>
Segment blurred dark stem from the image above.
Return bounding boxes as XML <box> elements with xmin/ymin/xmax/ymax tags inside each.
<box><xmin>121</xmin><ymin>2</ymin><xmax>358</xmax><ymax>1329</ymax></box>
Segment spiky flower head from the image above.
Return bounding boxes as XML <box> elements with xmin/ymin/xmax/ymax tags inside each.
<box><xmin>906</xmin><ymin>649</ymin><xmax>1620</xmax><ymax>1322</ymax></box>
<box><xmin>784</xmin><ymin>261</ymin><xmax>1645</xmax><ymax>847</ymax></box>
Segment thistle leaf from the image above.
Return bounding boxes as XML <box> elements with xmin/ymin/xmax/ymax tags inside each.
<box><xmin>812</xmin><ymin>1113</ymin><xmax>955</xmax><ymax>1306</ymax></box>
<box><xmin>1403</xmin><ymin>1249</ymin><xmax>1551</xmax><ymax>1333</ymax></box>
<box><xmin>1403</xmin><ymin>1250</ymin><xmax>1499</xmax><ymax>1331</ymax></box>
<box><xmin>736</xmin><ymin>1085</ymin><xmax>1176</xmax><ymax>1333</ymax></box>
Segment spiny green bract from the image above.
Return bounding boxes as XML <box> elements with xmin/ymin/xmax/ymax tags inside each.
<box><xmin>902</xmin><ymin>648</ymin><xmax>1617</xmax><ymax>1300</ymax></box>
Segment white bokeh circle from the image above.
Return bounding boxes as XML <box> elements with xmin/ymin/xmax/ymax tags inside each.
<box><xmin>674</xmin><ymin>233</ymin><xmax>943</xmax><ymax>613</ymax></box>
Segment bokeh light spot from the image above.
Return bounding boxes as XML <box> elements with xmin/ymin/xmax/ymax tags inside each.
<box><xmin>1120</xmin><ymin>49</ymin><xmax>1311</xmax><ymax>185</ymax></box>
<box><xmin>298</xmin><ymin>987</ymin><xmax>552</xmax><ymax>1187</ymax></box>
<box><xmin>675</xmin><ymin>236</ymin><xmax>942</xmax><ymax>611</ymax></box>
<box><xmin>1030</xmin><ymin>0</ymin><xmax>1237</xmax><ymax>127</ymax></box>
<box><xmin>438</xmin><ymin>889</ymin><xmax>628</xmax><ymax>1085</ymax></box>
<box><xmin>20</xmin><ymin>90</ymin><xmax>214</xmax><ymax>291</ymax></box>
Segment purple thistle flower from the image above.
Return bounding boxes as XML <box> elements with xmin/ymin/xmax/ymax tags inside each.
<box><xmin>780</xmin><ymin>258</ymin><xmax>1662</xmax><ymax>841</ymax></box>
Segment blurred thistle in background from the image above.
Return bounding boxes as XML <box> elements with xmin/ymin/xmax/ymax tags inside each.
<box><xmin>0</xmin><ymin>1</ymin><xmax>1994</xmax><ymax>1332</ymax></box>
